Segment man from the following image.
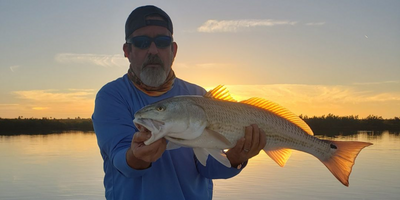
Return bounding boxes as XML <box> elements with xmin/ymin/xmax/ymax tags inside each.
<box><xmin>92</xmin><ymin>5</ymin><xmax>266</xmax><ymax>200</ymax></box>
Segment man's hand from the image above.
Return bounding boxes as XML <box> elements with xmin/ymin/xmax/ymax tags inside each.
<box><xmin>225</xmin><ymin>124</ymin><xmax>266</xmax><ymax>168</ymax></box>
<box><xmin>126</xmin><ymin>127</ymin><xmax>166</xmax><ymax>170</ymax></box>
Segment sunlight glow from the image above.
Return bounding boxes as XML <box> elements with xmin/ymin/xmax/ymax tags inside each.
<box><xmin>204</xmin><ymin>84</ymin><xmax>400</xmax><ymax>118</ymax></box>
<box><xmin>2</xmin><ymin>89</ymin><xmax>96</xmax><ymax>118</ymax></box>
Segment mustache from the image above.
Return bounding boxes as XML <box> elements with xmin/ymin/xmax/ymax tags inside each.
<box><xmin>143</xmin><ymin>55</ymin><xmax>164</xmax><ymax>66</ymax></box>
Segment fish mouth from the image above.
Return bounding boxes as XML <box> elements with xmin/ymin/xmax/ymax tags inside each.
<box><xmin>133</xmin><ymin>118</ymin><xmax>165</xmax><ymax>133</ymax></box>
<box><xmin>133</xmin><ymin>118</ymin><xmax>166</xmax><ymax>145</ymax></box>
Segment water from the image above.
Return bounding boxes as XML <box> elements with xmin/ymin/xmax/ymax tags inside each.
<box><xmin>0</xmin><ymin>131</ymin><xmax>399</xmax><ymax>200</ymax></box>
<box><xmin>0</xmin><ymin>132</ymin><xmax>103</xmax><ymax>200</ymax></box>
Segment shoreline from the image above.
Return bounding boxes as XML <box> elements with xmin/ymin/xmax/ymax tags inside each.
<box><xmin>1</xmin><ymin>115</ymin><xmax>399</xmax><ymax>136</ymax></box>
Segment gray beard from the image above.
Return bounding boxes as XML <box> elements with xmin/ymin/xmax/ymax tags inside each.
<box><xmin>140</xmin><ymin>66</ymin><xmax>167</xmax><ymax>87</ymax></box>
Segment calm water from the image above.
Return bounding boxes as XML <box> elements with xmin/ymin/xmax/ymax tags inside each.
<box><xmin>0</xmin><ymin>131</ymin><xmax>399</xmax><ymax>200</ymax></box>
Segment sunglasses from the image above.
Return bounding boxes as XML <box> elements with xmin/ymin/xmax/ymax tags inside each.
<box><xmin>126</xmin><ymin>35</ymin><xmax>173</xmax><ymax>49</ymax></box>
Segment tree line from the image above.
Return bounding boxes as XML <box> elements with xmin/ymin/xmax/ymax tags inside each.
<box><xmin>0</xmin><ymin>117</ymin><xmax>93</xmax><ymax>135</ymax></box>
<box><xmin>300</xmin><ymin>114</ymin><xmax>400</xmax><ymax>136</ymax></box>
<box><xmin>0</xmin><ymin>114</ymin><xmax>399</xmax><ymax>135</ymax></box>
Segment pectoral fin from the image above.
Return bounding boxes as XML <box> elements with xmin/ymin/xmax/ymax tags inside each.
<box><xmin>193</xmin><ymin>148</ymin><xmax>232</xmax><ymax>168</ymax></box>
<box><xmin>193</xmin><ymin>148</ymin><xmax>209</xmax><ymax>166</ymax></box>
<box><xmin>208</xmin><ymin>149</ymin><xmax>231</xmax><ymax>168</ymax></box>
<box><xmin>202</xmin><ymin>128</ymin><xmax>232</xmax><ymax>146</ymax></box>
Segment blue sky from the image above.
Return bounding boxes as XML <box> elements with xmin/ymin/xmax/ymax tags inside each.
<box><xmin>0</xmin><ymin>0</ymin><xmax>399</xmax><ymax>118</ymax></box>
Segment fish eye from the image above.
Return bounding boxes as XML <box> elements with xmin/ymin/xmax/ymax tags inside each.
<box><xmin>156</xmin><ymin>106</ymin><xmax>166</xmax><ymax>111</ymax></box>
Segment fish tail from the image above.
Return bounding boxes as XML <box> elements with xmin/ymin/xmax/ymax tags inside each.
<box><xmin>320</xmin><ymin>140</ymin><xmax>372</xmax><ymax>186</ymax></box>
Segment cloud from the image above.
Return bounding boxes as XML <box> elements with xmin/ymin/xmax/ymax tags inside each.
<box><xmin>9</xmin><ymin>65</ymin><xmax>20</xmax><ymax>72</ymax></box>
<box><xmin>352</xmin><ymin>80</ymin><xmax>399</xmax><ymax>85</ymax></box>
<box><xmin>54</xmin><ymin>53</ymin><xmax>127</xmax><ymax>68</ymax></box>
<box><xmin>14</xmin><ymin>89</ymin><xmax>95</xmax><ymax>102</ymax></box>
<box><xmin>197</xmin><ymin>19</ymin><xmax>297</xmax><ymax>33</ymax></box>
<box><xmin>0</xmin><ymin>104</ymin><xmax>19</xmax><ymax>108</ymax></box>
<box><xmin>305</xmin><ymin>22</ymin><xmax>326</xmax><ymax>26</ymax></box>
<box><xmin>32</xmin><ymin>107</ymin><xmax>50</xmax><ymax>110</ymax></box>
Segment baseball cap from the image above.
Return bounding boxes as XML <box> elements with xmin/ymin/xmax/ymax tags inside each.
<box><xmin>125</xmin><ymin>5</ymin><xmax>173</xmax><ymax>41</ymax></box>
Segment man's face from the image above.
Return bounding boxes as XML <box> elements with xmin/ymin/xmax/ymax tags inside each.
<box><xmin>124</xmin><ymin>25</ymin><xmax>177</xmax><ymax>87</ymax></box>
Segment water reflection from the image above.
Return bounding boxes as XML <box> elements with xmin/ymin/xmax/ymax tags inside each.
<box><xmin>0</xmin><ymin>131</ymin><xmax>399</xmax><ymax>200</ymax></box>
<box><xmin>313</xmin><ymin>129</ymin><xmax>400</xmax><ymax>137</ymax></box>
<box><xmin>213</xmin><ymin>131</ymin><xmax>400</xmax><ymax>200</ymax></box>
<box><xmin>0</xmin><ymin>132</ymin><xmax>104</xmax><ymax>200</ymax></box>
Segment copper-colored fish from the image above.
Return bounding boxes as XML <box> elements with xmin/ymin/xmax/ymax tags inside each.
<box><xmin>134</xmin><ymin>85</ymin><xmax>372</xmax><ymax>186</ymax></box>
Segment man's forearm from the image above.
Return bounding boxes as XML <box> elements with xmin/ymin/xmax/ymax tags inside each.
<box><xmin>126</xmin><ymin>147</ymin><xmax>152</xmax><ymax>170</ymax></box>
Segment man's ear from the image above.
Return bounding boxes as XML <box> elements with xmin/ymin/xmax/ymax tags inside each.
<box><xmin>172</xmin><ymin>42</ymin><xmax>178</xmax><ymax>58</ymax></box>
<box><xmin>123</xmin><ymin>43</ymin><xmax>130</xmax><ymax>57</ymax></box>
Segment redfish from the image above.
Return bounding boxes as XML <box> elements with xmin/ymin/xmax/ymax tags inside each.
<box><xmin>133</xmin><ymin>85</ymin><xmax>372</xmax><ymax>186</ymax></box>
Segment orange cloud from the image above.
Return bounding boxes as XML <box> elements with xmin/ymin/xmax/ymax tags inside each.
<box><xmin>4</xmin><ymin>89</ymin><xmax>96</xmax><ymax>118</ymax></box>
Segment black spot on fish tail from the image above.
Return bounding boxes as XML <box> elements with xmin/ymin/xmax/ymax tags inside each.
<box><xmin>330</xmin><ymin>143</ymin><xmax>338</xmax><ymax>149</ymax></box>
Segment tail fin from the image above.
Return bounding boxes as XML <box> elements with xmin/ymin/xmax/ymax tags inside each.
<box><xmin>321</xmin><ymin>140</ymin><xmax>372</xmax><ymax>186</ymax></box>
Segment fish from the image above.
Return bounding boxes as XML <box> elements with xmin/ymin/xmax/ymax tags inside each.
<box><xmin>133</xmin><ymin>85</ymin><xmax>372</xmax><ymax>186</ymax></box>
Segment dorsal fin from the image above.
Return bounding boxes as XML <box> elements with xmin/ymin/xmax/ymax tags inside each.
<box><xmin>241</xmin><ymin>97</ymin><xmax>314</xmax><ymax>135</ymax></box>
<box><xmin>204</xmin><ymin>85</ymin><xmax>237</xmax><ymax>102</ymax></box>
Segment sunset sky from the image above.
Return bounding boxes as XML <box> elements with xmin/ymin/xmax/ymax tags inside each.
<box><xmin>1</xmin><ymin>0</ymin><xmax>399</xmax><ymax>119</ymax></box>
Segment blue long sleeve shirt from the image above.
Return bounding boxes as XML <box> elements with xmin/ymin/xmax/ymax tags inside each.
<box><xmin>92</xmin><ymin>75</ymin><xmax>244</xmax><ymax>200</ymax></box>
